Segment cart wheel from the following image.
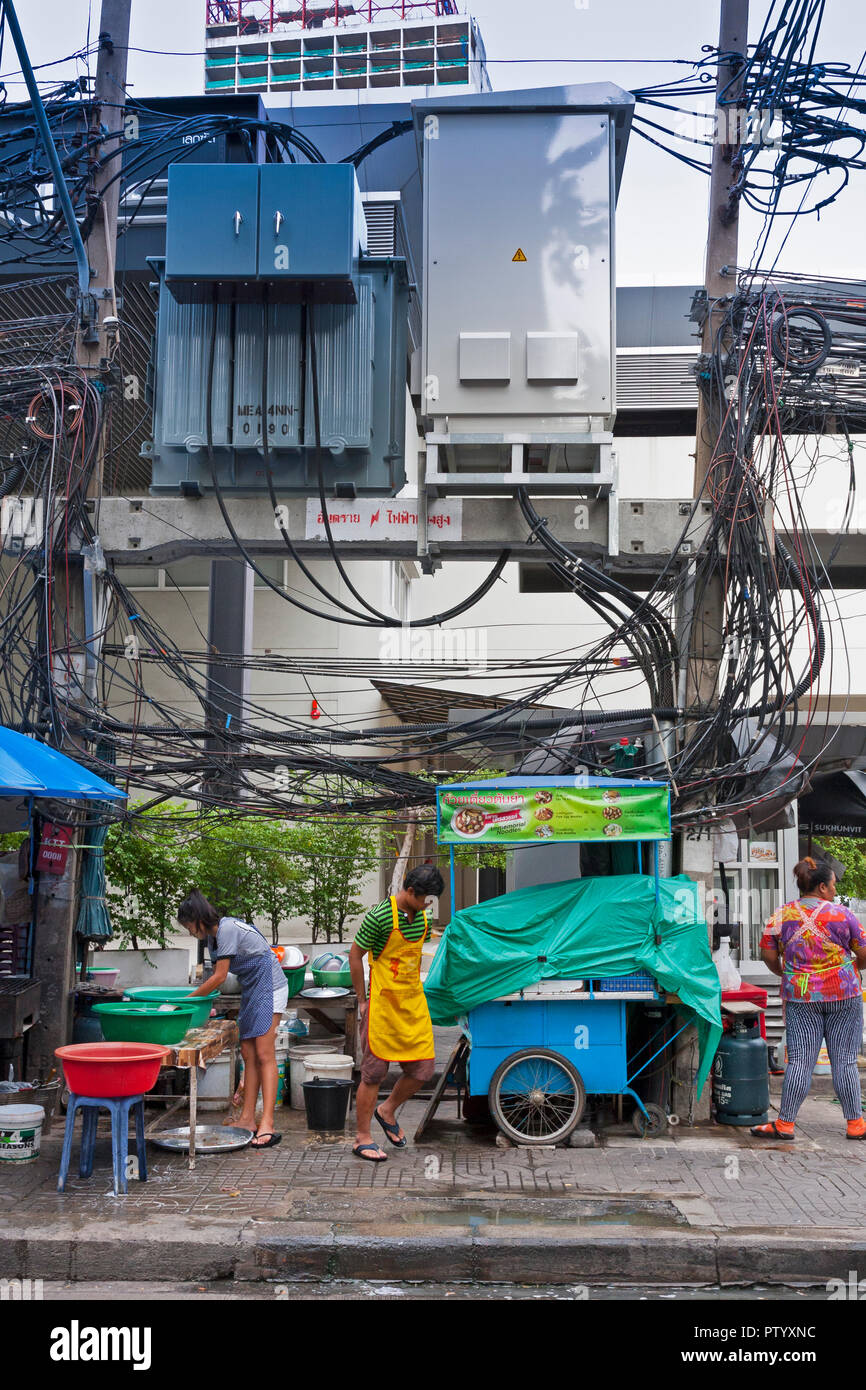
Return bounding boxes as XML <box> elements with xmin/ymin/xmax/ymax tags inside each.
<box><xmin>632</xmin><ymin>1102</ymin><xmax>668</xmax><ymax>1138</ymax></box>
<box><xmin>488</xmin><ymin>1048</ymin><xmax>585</xmax><ymax>1146</ymax></box>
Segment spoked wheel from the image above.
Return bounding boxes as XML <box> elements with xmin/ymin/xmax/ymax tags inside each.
<box><xmin>488</xmin><ymin>1048</ymin><xmax>585</xmax><ymax>1146</ymax></box>
<box><xmin>632</xmin><ymin>1102</ymin><xmax>669</xmax><ymax>1138</ymax></box>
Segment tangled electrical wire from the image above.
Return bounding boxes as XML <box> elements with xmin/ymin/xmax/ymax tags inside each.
<box><xmin>631</xmin><ymin>0</ymin><xmax>866</xmax><ymax>263</ymax></box>
<box><xmin>0</xmin><ymin>265</ymin><xmax>852</xmax><ymax>835</ymax></box>
<box><xmin>0</xmin><ymin>8</ymin><xmax>857</xmax><ymax>840</ymax></box>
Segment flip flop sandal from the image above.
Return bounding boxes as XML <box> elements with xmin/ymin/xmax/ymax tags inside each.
<box><xmin>749</xmin><ymin>1122</ymin><xmax>794</xmax><ymax>1141</ymax></box>
<box><xmin>251</xmin><ymin>1132</ymin><xmax>282</xmax><ymax>1149</ymax></box>
<box><xmin>353</xmin><ymin>1142</ymin><xmax>387</xmax><ymax>1163</ymax></box>
<box><xmin>375</xmin><ymin>1108</ymin><xmax>407</xmax><ymax>1148</ymax></box>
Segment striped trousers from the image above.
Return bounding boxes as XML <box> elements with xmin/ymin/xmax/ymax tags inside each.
<box><xmin>780</xmin><ymin>995</ymin><xmax>864</xmax><ymax>1122</ymax></box>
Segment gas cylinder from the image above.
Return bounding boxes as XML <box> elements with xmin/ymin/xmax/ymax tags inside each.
<box><xmin>71</xmin><ymin>996</ymin><xmax>104</xmax><ymax>1045</ymax></box>
<box><xmin>712</xmin><ymin>1015</ymin><xmax>769</xmax><ymax>1125</ymax></box>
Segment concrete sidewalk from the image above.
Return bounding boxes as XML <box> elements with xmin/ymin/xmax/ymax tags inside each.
<box><xmin>2</xmin><ymin>1085</ymin><xmax>864</xmax><ymax>1288</ymax></box>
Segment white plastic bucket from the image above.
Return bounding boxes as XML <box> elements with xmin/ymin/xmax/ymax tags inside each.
<box><xmin>302</xmin><ymin>1053</ymin><xmax>354</xmax><ymax>1086</ymax></box>
<box><xmin>288</xmin><ymin>1042</ymin><xmax>341</xmax><ymax>1109</ymax></box>
<box><xmin>197</xmin><ymin>1052</ymin><xmax>234</xmax><ymax>1112</ymax></box>
<box><xmin>0</xmin><ymin>1104</ymin><xmax>44</xmax><ymax>1163</ymax></box>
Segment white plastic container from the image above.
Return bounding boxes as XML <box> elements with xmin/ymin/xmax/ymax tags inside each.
<box><xmin>302</xmin><ymin>1053</ymin><xmax>354</xmax><ymax>1086</ymax></box>
<box><xmin>196</xmin><ymin>1052</ymin><xmax>234</xmax><ymax>1112</ymax></box>
<box><xmin>288</xmin><ymin>1041</ymin><xmax>341</xmax><ymax>1110</ymax></box>
<box><xmin>0</xmin><ymin>1104</ymin><xmax>44</xmax><ymax>1163</ymax></box>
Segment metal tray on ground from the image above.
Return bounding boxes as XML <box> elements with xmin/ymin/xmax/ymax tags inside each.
<box><xmin>149</xmin><ymin>1125</ymin><xmax>253</xmax><ymax>1153</ymax></box>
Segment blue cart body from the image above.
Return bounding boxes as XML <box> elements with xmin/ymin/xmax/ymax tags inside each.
<box><xmin>467</xmin><ymin>996</ymin><xmax>630</xmax><ymax>1098</ymax></box>
<box><xmin>465</xmin><ymin>975</ymin><xmax>674</xmax><ymax>1131</ymax></box>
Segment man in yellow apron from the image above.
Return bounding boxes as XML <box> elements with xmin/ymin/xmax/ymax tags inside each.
<box><xmin>348</xmin><ymin>864</ymin><xmax>444</xmax><ymax>1161</ymax></box>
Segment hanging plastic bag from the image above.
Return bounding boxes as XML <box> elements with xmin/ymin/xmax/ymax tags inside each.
<box><xmin>713</xmin><ymin>936</ymin><xmax>742</xmax><ymax>991</ymax></box>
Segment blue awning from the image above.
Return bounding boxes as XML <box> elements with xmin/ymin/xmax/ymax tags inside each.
<box><xmin>0</xmin><ymin>728</ymin><xmax>125</xmax><ymax>801</ymax></box>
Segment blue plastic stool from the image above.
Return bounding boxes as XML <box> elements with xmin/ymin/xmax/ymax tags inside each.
<box><xmin>57</xmin><ymin>1094</ymin><xmax>148</xmax><ymax>1195</ymax></box>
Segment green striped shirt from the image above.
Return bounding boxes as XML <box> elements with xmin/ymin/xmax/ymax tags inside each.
<box><xmin>354</xmin><ymin>897</ymin><xmax>431</xmax><ymax>960</ymax></box>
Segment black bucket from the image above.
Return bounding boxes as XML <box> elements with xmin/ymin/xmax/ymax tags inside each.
<box><xmin>302</xmin><ymin>1078</ymin><xmax>352</xmax><ymax>1131</ymax></box>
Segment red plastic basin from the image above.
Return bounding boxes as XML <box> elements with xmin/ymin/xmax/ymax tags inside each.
<box><xmin>55</xmin><ymin>1042</ymin><xmax>170</xmax><ymax>1097</ymax></box>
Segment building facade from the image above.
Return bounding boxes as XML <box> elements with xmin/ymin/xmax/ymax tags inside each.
<box><xmin>204</xmin><ymin>1</ymin><xmax>490</xmax><ymax>101</ymax></box>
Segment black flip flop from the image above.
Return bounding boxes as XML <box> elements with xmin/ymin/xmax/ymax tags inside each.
<box><xmin>353</xmin><ymin>1142</ymin><xmax>387</xmax><ymax>1163</ymax></box>
<box><xmin>375</xmin><ymin>1108</ymin><xmax>407</xmax><ymax>1148</ymax></box>
<box><xmin>251</xmin><ymin>1132</ymin><xmax>282</xmax><ymax>1149</ymax></box>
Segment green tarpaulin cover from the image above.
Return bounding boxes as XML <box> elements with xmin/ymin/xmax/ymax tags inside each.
<box><xmin>424</xmin><ymin>873</ymin><xmax>722</xmax><ymax>1092</ymax></box>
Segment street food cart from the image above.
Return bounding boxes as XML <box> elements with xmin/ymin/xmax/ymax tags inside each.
<box><xmin>423</xmin><ymin>776</ymin><xmax>721</xmax><ymax>1146</ymax></box>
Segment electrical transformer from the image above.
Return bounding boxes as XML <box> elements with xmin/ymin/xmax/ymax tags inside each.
<box><xmin>147</xmin><ymin>162</ymin><xmax>409</xmax><ymax>497</ymax></box>
<box><xmin>414</xmin><ymin>84</ymin><xmax>633</xmax><ymax>495</ymax></box>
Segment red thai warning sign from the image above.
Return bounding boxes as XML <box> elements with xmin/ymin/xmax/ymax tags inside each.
<box><xmin>35</xmin><ymin>823</ymin><xmax>74</xmax><ymax>874</ymax></box>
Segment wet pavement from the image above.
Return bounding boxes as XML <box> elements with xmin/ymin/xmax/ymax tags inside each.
<box><xmin>2</xmin><ymin>1077</ymin><xmax>864</xmax><ymax>1289</ymax></box>
<box><xmin>3</xmin><ymin>1082</ymin><xmax>863</xmax><ymax>1232</ymax></box>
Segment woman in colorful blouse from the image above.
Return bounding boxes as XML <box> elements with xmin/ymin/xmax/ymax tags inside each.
<box><xmin>751</xmin><ymin>857</ymin><xmax>866</xmax><ymax>1141</ymax></box>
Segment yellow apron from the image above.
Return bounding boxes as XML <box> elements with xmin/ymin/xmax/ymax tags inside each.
<box><xmin>367</xmin><ymin>897</ymin><xmax>434</xmax><ymax>1062</ymax></box>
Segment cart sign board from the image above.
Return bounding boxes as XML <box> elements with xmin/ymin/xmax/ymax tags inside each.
<box><xmin>436</xmin><ymin>778</ymin><xmax>671</xmax><ymax>846</ymax></box>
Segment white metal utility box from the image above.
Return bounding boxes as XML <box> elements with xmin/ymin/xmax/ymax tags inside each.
<box><xmin>414</xmin><ymin>84</ymin><xmax>633</xmax><ymax>496</ymax></box>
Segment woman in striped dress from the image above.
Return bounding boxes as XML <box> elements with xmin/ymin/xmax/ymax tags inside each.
<box><xmin>751</xmin><ymin>858</ymin><xmax>866</xmax><ymax>1142</ymax></box>
<box><xmin>180</xmin><ymin>889</ymin><xmax>288</xmax><ymax>1149</ymax></box>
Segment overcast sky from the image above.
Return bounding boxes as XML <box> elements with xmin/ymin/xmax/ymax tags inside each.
<box><xmin>7</xmin><ymin>0</ymin><xmax>866</xmax><ymax>283</ymax></box>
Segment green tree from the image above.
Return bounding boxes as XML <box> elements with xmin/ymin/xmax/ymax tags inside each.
<box><xmin>245</xmin><ymin>819</ymin><xmax>307</xmax><ymax>944</ymax></box>
<box><xmin>186</xmin><ymin>813</ymin><xmax>260</xmax><ymax>924</ymax></box>
<box><xmin>104</xmin><ymin>805</ymin><xmax>191</xmax><ymax>950</ymax></box>
<box><xmin>294</xmin><ymin>814</ymin><xmax>380</xmax><ymax>944</ymax></box>
<box><xmin>821</xmin><ymin>837</ymin><xmax>866</xmax><ymax>903</ymax></box>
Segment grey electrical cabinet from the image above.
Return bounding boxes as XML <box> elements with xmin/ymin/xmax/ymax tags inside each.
<box><xmin>414</xmin><ymin>84</ymin><xmax>633</xmax><ymax>494</ymax></box>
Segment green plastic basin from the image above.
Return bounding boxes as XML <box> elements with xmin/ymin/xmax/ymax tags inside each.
<box><xmin>282</xmin><ymin>957</ymin><xmax>309</xmax><ymax>997</ymax></box>
<box><xmin>124</xmin><ymin>989</ymin><xmax>214</xmax><ymax>1028</ymax></box>
<box><xmin>93</xmin><ymin>1003</ymin><xmax>196</xmax><ymax>1045</ymax></box>
<box><xmin>311</xmin><ymin>967</ymin><xmax>352</xmax><ymax>989</ymax></box>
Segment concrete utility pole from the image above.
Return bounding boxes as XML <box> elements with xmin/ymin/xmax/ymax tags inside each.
<box><xmin>79</xmin><ymin>0</ymin><xmax>133</xmax><ymax>379</ymax></box>
<box><xmin>29</xmin><ymin>0</ymin><xmax>133</xmax><ymax>1073</ymax></box>
<box><xmin>686</xmin><ymin>0</ymin><xmax>750</xmax><ymax>876</ymax></box>
<box><xmin>675</xmin><ymin>0</ymin><xmax>749</xmax><ymax>1123</ymax></box>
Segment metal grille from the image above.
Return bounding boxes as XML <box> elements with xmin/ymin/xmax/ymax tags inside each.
<box><xmin>0</xmin><ymin>972</ymin><xmax>33</xmax><ymax>993</ymax></box>
<box><xmin>104</xmin><ymin>277</ymin><xmax>158</xmax><ymax>494</ymax></box>
<box><xmin>364</xmin><ymin>201</ymin><xmax>397</xmax><ymax>256</ymax></box>
<box><xmin>616</xmin><ymin>351</ymin><xmax>698</xmax><ymax>410</ymax></box>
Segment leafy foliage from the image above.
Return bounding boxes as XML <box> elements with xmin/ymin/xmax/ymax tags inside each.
<box><xmin>104</xmin><ymin>805</ymin><xmax>191</xmax><ymax>950</ymax></box>
<box><xmin>103</xmin><ymin>805</ymin><xmax>377</xmax><ymax>947</ymax></box>
<box><xmin>821</xmin><ymin>837</ymin><xmax>866</xmax><ymax>904</ymax></box>
<box><xmin>292</xmin><ymin>814</ymin><xmax>380</xmax><ymax>944</ymax></box>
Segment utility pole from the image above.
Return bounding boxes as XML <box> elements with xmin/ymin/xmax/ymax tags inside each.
<box><xmin>686</xmin><ymin>0</ymin><xmax>749</xmax><ymax>865</ymax></box>
<box><xmin>675</xmin><ymin>0</ymin><xmax>749</xmax><ymax>1122</ymax></box>
<box><xmin>78</xmin><ymin>0</ymin><xmax>133</xmax><ymax>381</ymax></box>
<box><xmin>689</xmin><ymin>0</ymin><xmax>749</xmax><ymax>706</ymax></box>
<box><xmin>27</xmin><ymin>0</ymin><xmax>133</xmax><ymax>1073</ymax></box>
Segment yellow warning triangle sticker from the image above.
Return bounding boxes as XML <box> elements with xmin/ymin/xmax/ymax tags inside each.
<box><xmin>512</xmin><ymin>248</ymin><xmax>527</xmax><ymax>262</ymax></box>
